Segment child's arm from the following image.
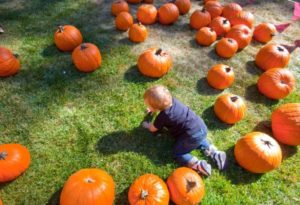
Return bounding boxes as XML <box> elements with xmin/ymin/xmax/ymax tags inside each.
<box><xmin>142</xmin><ymin>121</ymin><xmax>158</xmax><ymax>132</ymax></box>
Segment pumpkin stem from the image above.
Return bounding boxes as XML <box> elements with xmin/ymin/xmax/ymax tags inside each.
<box><xmin>261</xmin><ymin>139</ymin><xmax>273</xmax><ymax>148</ymax></box>
<box><xmin>80</xmin><ymin>43</ymin><xmax>88</xmax><ymax>50</ymax></box>
<box><xmin>155</xmin><ymin>48</ymin><xmax>163</xmax><ymax>55</ymax></box>
<box><xmin>0</xmin><ymin>151</ymin><xmax>8</xmax><ymax>160</ymax></box>
<box><xmin>13</xmin><ymin>53</ymin><xmax>19</xmax><ymax>58</ymax></box>
<box><xmin>277</xmin><ymin>46</ymin><xmax>284</xmax><ymax>52</ymax></box>
<box><xmin>140</xmin><ymin>190</ymin><xmax>148</xmax><ymax>200</ymax></box>
<box><xmin>230</xmin><ymin>96</ymin><xmax>238</xmax><ymax>102</ymax></box>
<box><xmin>138</xmin><ymin>21</ymin><xmax>142</xmax><ymax>26</ymax></box>
<box><xmin>85</xmin><ymin>177</ymin><xmax>95</xmax><ymax>183</ymax></box>
<box><xmin>271</xmin><ymin>33</ymin><xmax>276</xmax><ymax>37</ymax></box>
<box><xmin>201</xmin><ymin>8</ymin><xmax>206</xmax><ymax>12</ymax></box>
<box><xmin>228</xmin><ymin>38</ymin><xmax>233</xmax><ymax>43</ymax></box>
<box><xmin>209</xmin><ymin>28</ymin><xmax>214</xmax><ymax>32</ymax></box>
<box><xmin>186</xmin><ymin>180</ymin><xmax>197</xmax><ymax>193</ymax></box>
<box><xmin>225</xmin><ymin>67</ymin><xmax>231</xmax><ymax>73</ymax></box>
<box><xmin>223</xmin><ymin>19</ymin><xmax>229</xmax><ymax>24</ymax></box>
<box><xmin>58</xmin><ymin>25</ymin><xmax>64</xmax><ymax>32</ymax></box>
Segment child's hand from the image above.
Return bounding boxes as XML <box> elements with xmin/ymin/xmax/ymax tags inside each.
<box><xmin>142</xmin><ymin>121</ymin><xmax>151</xmax><ymax>129</ymax></box>
<box><xmin>146</xmin><ymin>108</ymin><xmax>153</xmax><ymax>115</ymax></box>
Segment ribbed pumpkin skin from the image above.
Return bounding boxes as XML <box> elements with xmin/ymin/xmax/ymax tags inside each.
<box><xmin>111</xmin><ymin>0</ymin><xmax>129</xmax><ymax>16</ymax></box>
<box><xmin>195</xmin><ymin>27</ymin><xmax>217</xmax><ymax>46</ymax></box>
<box><xmin>190</xmin><ymin>9</ymin><xmax>211</xmax><ymax>30</ymax></box>
<box><xmin>60</xmin><ymin>169</ymin><xmax>115</xmax><ymax>205</ymax></box>
<box><xmin>214</xmin><ymin>94</ymin><xmax>246</xmax><ymax>124</ymax></box>
<box><xmin>167</xmin><ymin>167</ymin><xmax>205</xmax><ymax>205</ymax></box>
<box><xmin>209</xmin><ymin>16</ymin><xmax>231</xmax><ymax>36</ymax></box>
<box><xmin>128</xmin><ymin>174</ymin><xmax>169</xmax><ymax>205</ymax></box>
<box><xmin>257</xmin><ymin>68</ymin><xmax>295</xmax><ymax>100</ymax></box>
<box><xmin>115</xmin><ymin>11</ymin><xmax>133</xmax><ymax>31</ymax></box>
<box><xmin>129</xmin><ymin>23</ymin><xmax>148</xmax><ymax>43</ymax></box>
<box><xmin>253</xmin><ymin>23</ymin><xmax>276</xmax><ymax>43</ymax></box>
<box><xmin>127</xmin><ymin>0</ymin><xmax>141</xmax><ymax>3</ymax></box>
<box><xmin>54</xmin><ymin>25</ymin><xmax>83</xmax><ymax>52</ymax></box>
<box><xmin>0</xmin><ymin>47</ymin><xmax>20</xmax><ymax>77</ymax></box>
<box><xmin>137</xmin><ymin>48</ymin><xmax>172</xmax><ymax>78</ymax></box>
<box><xmin>204</xmin><ymin>1</ymin><xmax>223</xmax><ymax>19</ymax></box>
<box><xmin>137</xmin><ymin>4</ymin><xmax>157</xmax><ymax>25</ymax></box>
<box><xmin>72</xmin><ymin>43</ymin><xmax>102</xmax><ymax>72</ymax></box>
<box><xmin>0</xmin><ymin>144</ymin><xmax>31</xmax><ymax>182</ymax></box>
<box><xmin>230</xmin><ymin>11</ymin><xmax>254</xmax><ymax>28</ymax></box>
<box><xmin>207</xmin><ymin>64</ymin><xmax>235</xmax><ymax>90</ymax></box>
<box><xmin>216</xmin><ymin>38</ymin><xmax>238</xmax><ymax>58</ymax></box>
<box><xmin>255</xmin><ymin>44</ymin><xmax>290</xmax><ymax>71</ymax></box>
<box><xmin>226</xmin><ymin>25</ymin><xmax>252</xmax><ymax>49</ymax></box>
<box><xmin>222</xmin><ymin>3</ymin><xmax>242</xmax><ymax>20</ymax></box>
<box><xmin>234</xmin><ymin>132</ymin><xmax>282</xmax><ymax>173</ymax></box>
<box><xmin>175</xmin><ymin>0</ymin><xmax>191</xmax><ymax>15</ymax></box>
<box><xmin>158</xmin><ymin>3</ymin><xmax>179</xmax><ymax>25</ymax></box>
<box><xmin>0</xmin><ymin>198</ymin><xmax>2</xmax><ymax>205</ymax></box>
<box><xmin>271</xmin><ymin>103</ymin><xmax>300</xmax><ymax>146</ymax></box>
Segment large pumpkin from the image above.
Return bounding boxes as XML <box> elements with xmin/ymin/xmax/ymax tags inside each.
<box><xmin>226</xmin><ymin>25</ymin><xmax>252</xmax><ymax>49</ymax></box>
<box><xmin>190</xmin><ymin>9</ymin><xmax>211</xmax><ymax>30</ymax></box>
<box><xmin>0</xmin><ymin>144</ymin><xmax>31</xmax><ymax>182</ymax></box>
<box><xmin>137</xmin><ymin>48</ymin><xmax>172</xmax><ymax>78</ymax></box>
<box><xmin>54</xmin><ymin>25</ymin><xmax>83</xmax><ymax>52</ymax></box>
<box><xmin>222</xmin><ymin>3</ymin><xmax>242</xmax><ymax>20</ymax></box>
<box><xmin>209</xmin><ymin>16</ymin><xmax>231</xmax><ymax>36</ymax></box>
<box><xmin>234</xmin><ymin>132</ymin><xmax>282</xmax><ymax>173</ymax></box>
<box><xmin>214</xmin><ymin>94</ymin><xmax>246</xmax><ymax>124</ymax></box>
<box><xmin>253</xmin><ymin>23</ymin><xmax>276</xmax><ymax>44</ymax></box>
<box><xmin>128</xmin><ymin>174</ymin><xmax>169</xmax><ymax>205</ymax></box>
<box><xmin>230</xmin><ymin>11</ymin><xmax>254</xmax><ymax>28</ymax></box>
<box><xmin>207</xmin><ymin>64</ymin><xmax>234</xmax><ymax>90</ymax></box>
<box><xmin>129</xmin><ymin>23</ymin><xmax>148</xmax><ymax>43</ymax></box>
<box><xmin>60</xmin><ymin>168</ymin><xmax>115</xmax><ymax>205</ymax></box>
<box><xmin>216</xmin><ymin>38</ymin><xmax>238</xmax><ymax>58</ymax></box>
<box><xmin>111</xmin><ymin>0</ymin><xmax>130</xmax><ymax>16</ymax></box>
<box><xmin>0</xmin><ymin>47</ymin><xmax>21</xmax><ymax>77</ymax></box>
<box><xmin>167</xmin><ymin>167</ymin><xmax>205</xmax><ymax>205</ymax></box>
<box><xmin>127</xmin><ymin>0</ymin><xmax>141</xmax><ymax>3</ymax></box>
<box><xmin>137</xmin><ymin>4</ymin><xmax>157</xmax><ymax>25</ymax></box>
<box><xmin>195</xmin><ymin>27</ymin><xmax>217</xmax><ymax>46</ymax></box>
<box><xmin>271</xmin><ymin>103</ymin><xmax>300</xmax><ymax>146</ymax></box>
<box><xmin>204</xmin><ymin>1</ymin><xmax>223</xmax><ymax>19</ymax></box>
<box><xmin>158</xmin><ymin>3</ymin><xmax>179</xmax><ymax>25</ymax></box>
<box><xmin>72</xmin><ymin>43</ymin><xmax>102</xmax><ymax>72</ymax></box>
<box><xmin>257</xmin><ymin>68</ymin><xmax>295</xmax><ymax>100</ymax></box>
<box><xmin>115</xmin><ymin>11</ymin><xmax>133</xmax><ymax>31</ymax></box>
<box><xmin>255</xmin><ymin>44</ymin><xmax>290</xmax><ymax>71</ymax></box>
<box><xmin>175</xmin><ymin>0</ymin><xmax>191</xmax><ymax>15</ymax></box>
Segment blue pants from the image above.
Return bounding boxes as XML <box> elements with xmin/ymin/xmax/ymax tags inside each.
<box><xmin>173</xmin><ymin>130</ymin><xmax>211</xmax><ymax>166</ymax></box>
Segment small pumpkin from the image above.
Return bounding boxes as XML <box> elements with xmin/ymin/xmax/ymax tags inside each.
<box><xmin>60</xmin><ymin>168</ymin><xmax>115</xmax><ymax>205</ymax></box>
<box><xmin>72</xmin><ymin>43</ymin><xmax>102</xmax><ymax>72</ymax></box>
<box><xmin>0</xmin><ymin>47</ymin><xmax>20</xmax><ymax>77</ymax></box>
<box><xmin>255</xmin><ymin>44</ymin><xmax>290</xmax><ymax>71</ymax></box>
<box><xmin>271</xmin><ymin>103</ymin><xmax>300</xmax><ymax>146</ymax></box>
<box><xmin>54</xmin><ymin>25</ymin><xmax>83</xmax><ymax>52</ymax></box>
<box><xmin>204</xmin><ymin>1</ymin><xmax>223</xmax><ymax>19</ymax></box>
<box><xmin>129</xmin><ymin>22</ymin><xmax>148</xmax><ymax>43</ymax></box>
<box><xmin>127</xmin><ymin>0</ymin><xmax>141</xmax><ymax>3</ymax></box>
<box><xmin>253</xmin><ymin>23</ymin><xmax>276</xmax><ymax>43</ymax></box>
<box><xmin>195</xmin><ymin>27</ymin><xmax>217</xmax><ymax>46</ymax></box>
<box><xmin>115</xmin><ymin>11</ymin><xmax>134</xmax><ymax>31</ymax></box>
<box><xmin>190</xmin><ymin>9</ymin><xmax>211</xmax><ymax>30</ymax></box>
<box><xmin>137</xmin><ymin>48</ymin><xmax>172</xmax><ymax>78</ymax></box>
<box><xmin>0</xmin><ymin>144</ymin><xmax>31</xmax><ymax>182</ymax></box>
<box><xmin>158</xmin><ymin>3</ymin><xmax>179</xmax><ymax>25</ymax></box>
<box><xmin>230</xmin><ymin>11</ymin><xmax>255</xmax><ymax>28</ymax></box>
<box><xmin>222</xmin><ymin>3</ymin><xmax>242</xmax><ymax>20</ymax></box>
<box><xmin>214</xmin><ymin>94</ymin><xmax>246</xmax><ymax>124</ymax></box>
<box><xmin>128</xmin><ymin>174</ymin><xmax>169</xmax><ymax>205</ymax></box>
<box><xmin>234</xmin><ymin>132</ymin><xmax>282</xmax><ymax>173</ymax></box>
<box><xmin>167</xmin><ymin>167</ymin><xmax>205</xmax><ymax>205</ymax></box>
<box><xmin>209</xmin><ymin>16</ymin><xmax>231</xmax><ymax>36</ymax></box>
<box><xmin>175</xmin><ymin>0</ymin><xmax>191</xmax><ymax>15</ymax></box>
<box><xmin>207</xmin><ymin>64</ymin><xmax>235</xmax><ymax>90</ymax></box>
<box><xmin>137</xmin><ymin>4</ymin><xmax>157</xmax><ymax>25</ymax></box>
<box><xmin>111</xmin><ymin>0</ymin><xmax>129</xmax><ymax>16</ymax></box>
<box><xmin>226</xmin><ymin>24</ymin><xmax>252</xmax><ymax>49</ymax></box>
<box><xmin>216</xmin><ymin>38</ymin><xmax>238</xmax><ymax>58</ymax></box>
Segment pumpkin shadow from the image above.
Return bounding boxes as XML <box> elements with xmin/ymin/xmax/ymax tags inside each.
<box><xmin>46</xmin><ymin>187</ymin><xmax>62</xmax><ymax>205</ymax></box>
<box><xmin>123</xmin><ymin>65</ymin><xmax>159</xmax><ymax>84</ymax></box>
<box><xmin>118</xmin><ymin>37</ymin><xmax>134</xmax><ymax>46</ymax></box>
<box><xmin>245</xmin><ymin>84</ymin><xmax>279</xmax><ymax>106</ymax></box>
<box><xmin>115</xmin><ymin>187</ymin><xmax>130</xmax><ymax>205</ymax></box>
<box><xmin>245</xmin><ymin>60</ymin><xmax>263</xmax><ymax>75</ymax></box>
<box><xmin>196</xmin><ymin>77</ymin><xmax>223</xmax><ymax>96</ymax></box>
<box><xmin>41</xmin><ymin>44</ymin><xmax>67</xmax><ymax>57</ymax></box>
<box><xmin>207</xmin><ymin>48</ymin><xmax>224</xmax><ymax>61</ymax></box>
<box><xmin>201</xmin><ymin>106</ymin><xmax>233</xmax><ymax>130</ymax></box>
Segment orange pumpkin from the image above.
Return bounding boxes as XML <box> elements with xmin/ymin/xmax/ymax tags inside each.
<box><xmin>128</xmin><ymin>174</ymin><xmax>169</xmax><ymax>205</ymax></box>
<box><xmin>175</xmin><ymin>0</ymin><xmax>191</xmax><ymax>15</ymax></box>
<box><xmin>54</xmin><ymin>25</ymin><xmax>83</xmax><ymax>52</ymax></box>
<box><xmin>127</xmin><ymin>0</ymin><xmax>141</xmax><ymax>3</ymax></box>
<box><xmin>209</xmin><ymin>16</ymin><xmax>231</xmax><ymax>36</ymax></box>
<box><xmin>158</xmin><ymin>3</ymin><xmax>179</xmax><ymax>25</ymax></box>
<box><xmin>255</xmin><ymin>44</ymin><xmax>290</xmax><ymax>71</ymax></box>
<box><xmin>204</xmin><ymin>0</ymin><xmax>218</xmax><ymax>3</ymax></box>
<box><xmin>204</xmin><ymin>1</ymin><xmax>223</xmax><ymax>19</ymax></box>
<box><xmin>111</xmin><ymin>0</ymin><xmax>129</xmax><ymax>16</ymax></box>
<box><xmin>60</xmin><ymin>168</ymin><xmax>115</xmax><ymax>205</ymax></box>
<box><xmin>0</xmin><ymin>47</ymin><xmax>20</xmax><ymax>77</ymax></box>
<box><xmin>271</xmin><ymin>103</ymin><xmax>300</xmax><ymax>146</ymax></box>
<box><xmin>129</xmin><ymin>23</ymin><xmax>148</xmax><ymax>43</ymax></box>
<box><xmin>207</xmin><ymin>64</ymin><xmax>235</xmax><ymax>90</ymax></box>
<box><xmin>190</xmin><ymin>9</ymin><xmax>211</xmax><ymax>30</ymax></box>
<box><xmin>72</xmin><ymin>43</ymin><xmax>102</xmax><ymax>72</ymax></box>
<box><xmin>137</xmin><ymin>4</ymin><xmax>157</xmax><ymax>25</ymax></box>
<box><xmin>0</xmin><ymin>198</ymin><xmax>2</xmax><ymax>205</ymax></box>
<box><xmin>222</xmin><ymin>3</ymin><xmax>242</xmax><ymax>20</ymax></box>
<box><xmin>115</xmin><ymin>11</ymin><xmax>133</xmax><ymax>31</ymax></box>
<box><xmin>230</xmin><ymin>11</ymin><xmax>254</xmax><ymax>28</ymax></box>
<box><xmin>0</xmin><ymin>144</ymin><xmax>31</xmax><ymax>182</ymax></box>
<box><xmin>253</xmin><ymin>23</ymin><xmax>276</xmax><ymax>43</ymax></box>
<box><xmin>216</xmin><ymin>38</ymin><xmax>238</xmax><ymax>58</ymax></box>
<box><xmin>234</xmin><ymin>132</ymin><xmax>282</xmax><ymax>173</ymax></box>
<box><xmin>138</xmin><ymin>48</ymin><xmax>172</xmax><ymax>78</ymax></box>
<box><xmin>167</xmin><ymin>167</ymin><xmax>205</xmax><ymax>205</ymax></box>
<box><xmin>226</xmin><ymin>24</ymin><xmax>252</xmax><ymax>49</ymax></box>
<box><xmin>214</xmin><ymin>94</ymin><xmax>246</xmax><ymax>124</ymax></box>
<box><xmin>196</xmin><ymin>27</ymin><xmax>217</xmax><ymax>46</ymax></box>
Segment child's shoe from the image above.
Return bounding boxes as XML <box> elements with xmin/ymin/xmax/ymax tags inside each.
<box><xmin>191</xmin><ymin>160</ymin><xmax>212</xmax><ymax>176</ymax></box>
<box><xmin>205</xmin><ymin>145</ymin><xmax>227</xmax><ymax>170</ymax></box>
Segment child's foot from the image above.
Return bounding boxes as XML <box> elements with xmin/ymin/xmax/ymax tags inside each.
<box><xmin>211</xmin><ymin>151</ymin><xmax>227</xmax><ymax>170</ymax></box>
<box><xmin>191</xmin><ymin>160</ymin><xmax>212</xmax><ymax>177</ymax></box>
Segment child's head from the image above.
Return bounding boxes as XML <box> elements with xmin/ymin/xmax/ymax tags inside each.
<box><xmin>144</xmin><ymin>85</ymin><xmax>172</xmax><ymax>111</ymax></box>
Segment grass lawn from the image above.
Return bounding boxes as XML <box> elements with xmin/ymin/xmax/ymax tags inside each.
<box><xmin>0</xmin><ymin>0</ymin><xmax>299</xmax><ymax>204</ymax></box>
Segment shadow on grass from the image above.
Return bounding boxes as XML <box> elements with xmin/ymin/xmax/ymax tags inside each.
<box><xmin>41</xmin><ymin>44</ymin><xmax>67</xmax><ymax>57</ymax></box>
<box><xmin>245</xmin><ymin>60</ymin><xmax>263</xmax><ymax>75</ymax></box>
<box><xmin>245</xmin><ymin>84</ymin><xmax>279</xmax><ymax>106</ymax></box>
<box><xmin>124</xmin><ymin>65</ymin><xmax>159</xmax><ymax>84</ymax></box>
<box><xmin>201</xmin><ymin>106</ymin><xmax>233</xmax><ymax>130</ymax></box>
<box><xmin>207</xmin><ymin>48</ymin><xmax>223</xmax><ymax>61</ymax></box>
<box><xmin>196</xmin><ymin>77</ymin><xmax>223</xmax><ymax>96</ymax></box>
<box><xmin>46</xmin><ymin>187</ymin><xmax>62</xmax><ymax>205</ymax></box>
<box><xmin>115</xmin><ymin>187</ymin><xmax>130</xmax><ymax>205</ymax></box>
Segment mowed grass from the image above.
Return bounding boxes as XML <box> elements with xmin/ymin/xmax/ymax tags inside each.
<box><xmin>0</xmin><ymin>0</ymin><xmax>299</xmax><ymax>204</ymax></box>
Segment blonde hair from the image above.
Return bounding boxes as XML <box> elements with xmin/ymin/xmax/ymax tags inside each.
<box><xmin>144</xmin><ymin>85</ymin><xmax>172</xmax><ymax>111</ymax></box>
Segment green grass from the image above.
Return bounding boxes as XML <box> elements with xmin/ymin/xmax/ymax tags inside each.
<box><xmin>0</xmin><ymin>0</ymin><xmax>299</xmax><ymax>204</ymax></box>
